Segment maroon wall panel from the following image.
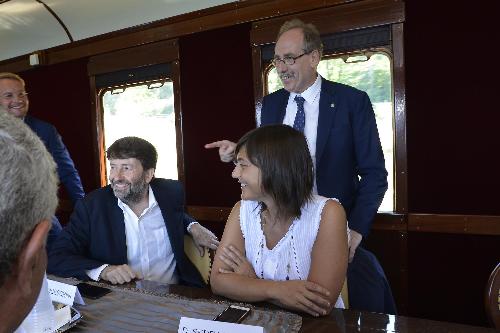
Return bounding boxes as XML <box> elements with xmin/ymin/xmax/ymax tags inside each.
<box><xmin>408</xmin><ymin>232</ymin><xmax>499</xmax><ymax>326</ymax></box>
<box><xmin>179</xmin><ymin>23</ymin><xmax>256</xmax><ymax>207</ymax></box>
<box><xmin>405</xmin><ymin>0</ymin><xmax>500</xmax><ymax>215</ymax></box>
<box><xmin>20</xmin><ymin>58</ymin><xmax>98</xmax><ymax>197</ymax></box>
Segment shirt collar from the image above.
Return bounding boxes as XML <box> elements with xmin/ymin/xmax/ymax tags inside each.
<box><xmin>290</xmin><ymin>74</ymin><xmax>322</xmax><ymax>105</ymax></box>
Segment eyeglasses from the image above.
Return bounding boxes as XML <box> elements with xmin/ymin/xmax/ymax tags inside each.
<box><xmin>272</xmin><ymin>50</ymin><xmax>312</xmax><ymax>67</ymax></box>
<box><xmin>1</xmin><ymin>92</ymin><xmax>29</xmax><ymax>101</ymax></box>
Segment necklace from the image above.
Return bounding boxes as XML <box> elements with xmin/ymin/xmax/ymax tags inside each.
<box><xmin>256</xmin><ymin>211</ymin><xmax>300</xmax><ymax>281</ymax></box>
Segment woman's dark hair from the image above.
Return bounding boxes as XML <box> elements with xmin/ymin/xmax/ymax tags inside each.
<box><xmin>235</xmin><ymin>124</ymin><xmax>314</xmax><ymax>220</ymax></box>
<box><xmin>107</xmin><ymin>136</ymin><xmax>157</xmax><ymax>170</ymax></box>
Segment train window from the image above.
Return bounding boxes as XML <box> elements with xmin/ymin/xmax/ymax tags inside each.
<box><xmin>265</xmin><ymin>51</ymin><xmax>394</xmax><ymax>211</ymax></box>
<box><xmin>100</xmin><ymin>79</ymin><xmax>179</xmax><ymax>181</ymax></box>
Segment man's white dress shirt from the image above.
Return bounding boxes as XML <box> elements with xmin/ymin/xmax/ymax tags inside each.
<box><xmin>86</xmin><ymin>186</ymin><xmax>178</xmax><ymax>284</ymax></box>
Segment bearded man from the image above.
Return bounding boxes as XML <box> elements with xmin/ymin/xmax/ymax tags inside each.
<box><xmin>48</xmin><ymin>137</ymin><xmax>218</xmax><ymax>287</ymax></box>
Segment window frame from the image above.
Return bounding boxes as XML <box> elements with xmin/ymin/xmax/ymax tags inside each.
<box><xmin>263</xmin><ymin>47</ymin><xmax>396</xmax><ymax>212</ymax></box>
<box><xmin>250</xmin><ymin>4</ymin><xmax>406</xmax><ymax>219</ymax></box>
<box><xmin>97</xmin><ymin>77</ymin><xmax>181</xmax><ymax>183</ymax></box>
<box><xmin>88</xmin><ymin>39</ymin><xmax>185</xmax><ymax>187</ymax></box>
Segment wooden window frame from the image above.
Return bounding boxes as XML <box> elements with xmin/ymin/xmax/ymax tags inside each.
<box><xmin>87</xmin><ymin>39</ymin><xmax>185</xmax><ymax>186</ymax></box>
<box><xmin>249</xmin><ymin>0</ymin><xmax>406</xmax><ymax>229</ymax></box>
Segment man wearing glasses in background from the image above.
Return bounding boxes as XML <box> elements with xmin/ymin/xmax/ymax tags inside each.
<box><xmin>0</xmin><ymin>72</ymin><xmax>85</xmax><ymax>249</ymax></box>
<box><xmin>206</xmin><ymin>19</ymin><xmax>395</xmax><ymax>314</ymax></box>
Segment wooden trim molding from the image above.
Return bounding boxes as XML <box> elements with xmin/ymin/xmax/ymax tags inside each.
<box><xmin>250</xmin><ymin>0</ymin><xmax>405</xmax><ymax>46</ymax></box>
<box><xmin>185</xmin><ymin>206</ymin><xmax>500</xmax><ymax>236</ymax></box>
<box><xmin>408</xmin><ymin>214</ymin><xmax>500</xmax><ymax>236</ymax></box>
<box><xmin>392</xmin><ymin>22</ymin><xmax>408</xmax><ymax>213</ymax></box>
<box><xmin>172</xmin><ymin>59</ymin><xmax>185</xmax><ymax>184</ymax></box>
<box><xmin>87</xmin><ymin>39</ymin><xmax>179</xmax><ymax>76</ymax></box>
<box><xmin>373</xmin><ymin>212</ymin><xmax>407</xmax><ymax>231</ymax></box>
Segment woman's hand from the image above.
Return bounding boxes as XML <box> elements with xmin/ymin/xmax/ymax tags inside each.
<box><xmin>217</xmin><ymin>245</ymin><xmax>257</xmax><ymax>279</ymax></box>
<box><xmin>271</xmin><ymin>280</ymin><xmax>332</xmax><ymax>317</ymax></box>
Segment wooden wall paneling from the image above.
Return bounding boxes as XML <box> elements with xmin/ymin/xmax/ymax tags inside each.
<box><xmin>251</xmin><ymin>45</ymin><xmax>264</xmax><ymax>104</ymax></box>
<box><xmin>88</xmin><ymin>76</ymin><xmax>106</xmax><ymax>187</ymax></box>
<box><xmin>408</xmin><ymin>232</ymin><xmax>500</xmax><ymax>326</ymax></box>
<box><xmin>364</xmin><ymin>229</ymin><xmax>409</xmax><ymax>315</ymax></box>
<box><xmin>87</xmin><ymin>39</ymin><xmax>179</xmax><ymax>76</ymax></box>
<box><xmin>409</xmin><ymin>214</ymin><xmax>500</xmax><ymax>236</ymax></box>
<box><xmin>392</xmin><ymin>22</ymin><xmax>408</xmax><ymax>213</ymax></box>
<box><xmin>251</xmin><ymin>0</ymin><xmax>404</xmax><ymax>46</ymax></box>
<box><xmin>0</xmin><ymin>56</ymin><xmax>31</xmax><ymax>73</ymax></box>
<box><xmin>171</xmin><ymin>59</ymin><xmax>185</xmax><ymax>184</ymax></box>
<box><xmin>373</xmin><ymin>212</ymin><xmax>407</xmax><ymax>231</ymax></box>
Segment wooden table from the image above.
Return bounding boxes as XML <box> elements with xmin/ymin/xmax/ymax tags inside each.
<box><xmin>132</xmin><ymin>281</ymin><xmax>498</xmax><ymax>332</ymax></box>
<box><xmin>68</xmin><ymin>279</ymin><xmax>498</xmax><ymax>333</ymax></box>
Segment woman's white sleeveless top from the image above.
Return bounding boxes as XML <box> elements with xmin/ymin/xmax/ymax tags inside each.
<box><xmin>239</xmin><ymin>195</ymin><xmax>345</xmax><ymax>308</ymax></box>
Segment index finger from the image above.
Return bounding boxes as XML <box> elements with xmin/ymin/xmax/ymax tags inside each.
<box><xmin>204</xmin><ymin>141</ymin><xmax>226</xmax><ymax>149</ymax></box>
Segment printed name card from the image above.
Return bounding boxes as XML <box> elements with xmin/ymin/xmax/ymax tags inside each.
<box><xmin>48</xmin><ymin>279</ymin><xmax>85</xmax><ymax>305</ymax></box>
<box><xmin>178</xmin><ymin>317</ymin><xmax>263</xmax><ymax>333</ymax></box>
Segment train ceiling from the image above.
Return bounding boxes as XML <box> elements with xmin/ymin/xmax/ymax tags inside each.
<box><xmin>0</xmin><ymin>0</ymin><xmax>235</xmax><ymax>62</ymax></box>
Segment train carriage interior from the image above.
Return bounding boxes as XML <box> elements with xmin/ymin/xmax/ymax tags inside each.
<box><xmin>1</xmin><ymin>0</ymin><xmax>499</xmax><ymax>329</ymax></box>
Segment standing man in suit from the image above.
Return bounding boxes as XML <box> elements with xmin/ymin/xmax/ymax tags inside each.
<box><xmin>206</xmin><ymin>19</ymin><xmax>395</xmax><ymax>313</ymax></box>
<box><xmin>48</xmin><ymin>136</ymin><xmax>219</xmax><ymax>287</ymax></box>
<box><xmin>0</xmin><ymin>111</ymin><xmax>58</xmax><ymax>332</ymax></box>
<box><xmin>0</xmin><ymin>72</ymin><xmax>84</xmax><ymax>249</ymax></box>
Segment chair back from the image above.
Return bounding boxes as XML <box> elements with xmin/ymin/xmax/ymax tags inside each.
<box><xmin>184</xmin><ymin>235</ymin><xmax>212</xmax><ymax>284</ymax></box>
<box><xmin>341</xmin><ymin>280</ymin><xmax>349</xmax><ymax>309</ymax></box>
<box><xmin>485</xmin><ymin>262</ymin><xmax>500</xmax><ymax>329</ymax></box>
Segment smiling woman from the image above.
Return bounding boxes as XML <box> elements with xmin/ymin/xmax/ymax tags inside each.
<box><xmin>211</xmin><ymin>125</ymin><xmax>348</xmax><ymax>317</ymax></box>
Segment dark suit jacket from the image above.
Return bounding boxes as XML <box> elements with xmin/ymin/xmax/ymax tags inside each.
<box><xmin>261</xmin><ymin>78</ymin><xmax>388</xmax><ymax>237</ymax></box>
<box><xmin>48</xmin><ymin>178</ymin><xmax>204</xmax><ymax>288</ymax></box>
<box><xmin>24</xmin><ymin>115</ymin><xmax>84</xmax><ymax>203</ymax></box>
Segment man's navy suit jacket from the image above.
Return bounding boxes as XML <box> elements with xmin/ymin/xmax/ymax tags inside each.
<box><xmin>24</xmin><ymin>115</ymin><xmax>84</xmax><ymax>202</ymax></box>
<box><xmin>260</xmin><ymin>78</ymin><xmax>387</xmax><ymax>237</ymax></box>
<box><xmin>48</xmin><ymin>178</ymin><xmax>204</xmax><ymax>288</ymax></box>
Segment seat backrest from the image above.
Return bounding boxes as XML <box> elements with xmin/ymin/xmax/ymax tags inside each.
<box><xmin>485</xmin><ymin>262</ymin><xmax>500</xmax><ymax>329</ymax></box>
<box><xmin>341</xmin><ymin>279</ymin><xmax>349</xmax><ymax>309</ymax></box>
<box><xmin>184</xmin><ymin>235</ymin><xmax>212</xmax><ymax>284</ymax></box>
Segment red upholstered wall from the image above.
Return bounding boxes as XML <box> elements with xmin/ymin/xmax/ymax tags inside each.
<box><xmin>20</xmin><ymin>58</ymin><xmax>97</xmax><ymax>194</ymax></box>
<box><xmin>404</xmin><ymin>0</ymin><xmax>500</xmax><ymax>326</ymax></box>
<box><xmin>405</xmin><ymin>0</ymin><xmax>500</xmax><ymax>215</ymax></box>
<box><xmin>179</xmin><ymin>23</ymin><xmax>256</xmax><ymax>207</ymax></box>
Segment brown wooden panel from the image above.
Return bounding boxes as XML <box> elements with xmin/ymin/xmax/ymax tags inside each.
<box><xmin>409</xmin><ymin>214</ymin><xmax>500</xmax><ymax>235</ymax></box>
<box><xmin>251</xmin><ymin>0</ymin><xmax>405</xmax><ymax>46</ymax></box>
<box><xmin>251</xmin><ymin>45</ymin><xmax>264</xmax><ymax>103</ymax></box>
<box><xmin>373</xmin><ymin>212</ymin><xmax>407</xmax><ymax>231</ymax></box>
<box><xmin>392</xmin><ymin>22</ymin><xmax>408</xmax><ymax>214</ymax></box>
<box><xmin>87</xmin><ymin>40</ymin><xmax>179</xmax><ymax>75</ymax></box>
<box><xmin>171</xmin><ymin>59</ymin><xmax>185</xmax><ymax>184</ymax></box>
<box><xmin>0</xmin><ymin>56</ymin><xmax>30</xmax><ymax>73</ymax></box>
<box><xmin>364</xmin><ymin>229</ymin><xmax>408</xmax><ymax>315</ymax></box>
<box><xmin>186</xmin><ymin>206</ymin><xmax>232</xmax><ymax>223</ymax></box>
